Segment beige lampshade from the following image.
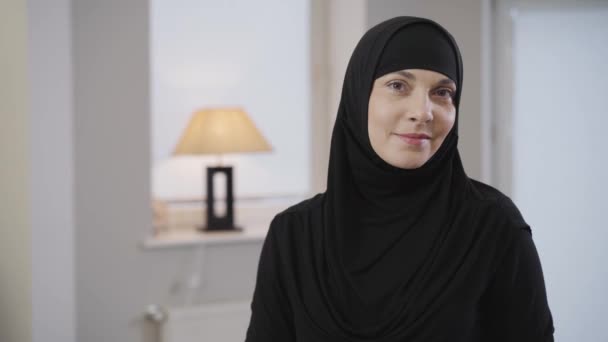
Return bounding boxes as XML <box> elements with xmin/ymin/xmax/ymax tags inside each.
<box><xmin>173</xmin><ymin>107</ymin><xmax>272</xmax><ymax>155</ymax></box>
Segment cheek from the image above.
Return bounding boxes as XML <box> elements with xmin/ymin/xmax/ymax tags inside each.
<box><xmin>368</xmin><ymin>102</ymin><xmax>398</xmax><ymax>138</ymax></box>
<box><xmin>369</xmin><ymin>113</ymin><xmax>391</xmax><ymax>136</ymax></box>
<box><xmin>368</xmin><ymin>101</ymin><xmax>384</xmax><ymax>140</ymax></box>
<box><xmin>435</xmin><ymin>109</ymin><xmax>456</xmax><ymax>138</ymax></box>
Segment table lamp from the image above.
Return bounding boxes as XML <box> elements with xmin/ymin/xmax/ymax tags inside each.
<box><xmin>173</xmin><ymin>107</ymin><xmax>272</xmax><ymax>232</ymax></box>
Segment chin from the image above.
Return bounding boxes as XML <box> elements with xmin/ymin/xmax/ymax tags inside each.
<box><xmin>388</xmin><ymin>156</ymin><xmax>429</xmax><ymax>170</ymax></box>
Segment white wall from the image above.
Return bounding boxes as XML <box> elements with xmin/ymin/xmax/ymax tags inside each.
<box><xmin>0</xmin><ymin>1</ymin><xmax>32</xmax><ymax>341</ymax></box>
<box><xmin>151</xmin><ymin>0</ymin><xmax>311</xmax><ymax>200</ymax></box>
<box><xmin>71</xmin><ymin>1</ymin><xmax>155</xmax><ymax>341</ymax></box>
<box><xmin>367</xmin><ymin>0</ymin><xmax>490</xmax><ymax>181</ymax></box>
<box><xmin>27</xmin><ymin>0</ymin><xmax>76</xmax><ymax>341</ymax></box>
<box><xmin>511</xmin><ymin>7</ymin><xmax>608</xmax><ymax>341</ymax></box>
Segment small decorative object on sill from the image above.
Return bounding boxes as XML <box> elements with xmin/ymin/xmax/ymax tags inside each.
<box><xmin>152</xmin><ymin>198</ymin><xmax>169</xmax><ymax>236</ymax></box>
<box><xmin>173</xmin><ymin>107</ymin><xmax>272</xmax><ymax>232</ymax></box>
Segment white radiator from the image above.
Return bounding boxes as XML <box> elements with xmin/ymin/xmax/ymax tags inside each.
<box><xmin>148</xmin><ymin>301</ymin><xmax>252</xmax><ymax>342</ymax></box>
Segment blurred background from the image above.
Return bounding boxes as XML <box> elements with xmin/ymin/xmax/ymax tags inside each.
<box><xmin>1</xmin><ymin>0</ymin><xmax>606</xmax><ymax>341</ymax></box>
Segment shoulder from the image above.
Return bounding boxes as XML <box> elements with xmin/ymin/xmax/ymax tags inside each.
<box><xmin>266</xmin><ymin>193</ymin><xmax>325</xmax><ymax>234</ymax></box>
<box><xmin>278</xmin><ymin>192</ymin><xmax>325</xmax><ymax>217</ymax></box>
<box><xmin>467</xmin><ymin>178</ymin><xmax>530</xmax><ymax>233</ymax></box>
<box><xmin>468</xmin><ymin>178</ymin><xmax>510</xmax><ymax>202</ymax></box>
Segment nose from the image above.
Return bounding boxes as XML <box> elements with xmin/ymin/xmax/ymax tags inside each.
<box><xmin>407</xmin><ymin>92</ymin><xmax>433</xmax><ymax>123</ymax></box>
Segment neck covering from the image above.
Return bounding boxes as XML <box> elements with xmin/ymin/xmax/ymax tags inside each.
<box><xmin>321</xmin><ymin>16</ymin><xmax>471</xmax><ymax>338</ymax></box>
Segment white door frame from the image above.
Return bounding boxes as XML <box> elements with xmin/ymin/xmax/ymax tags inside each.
<box><xmin>309</xmin><ymin>0</ymin><xmax>367</xmax><ymax>194</ymax></box>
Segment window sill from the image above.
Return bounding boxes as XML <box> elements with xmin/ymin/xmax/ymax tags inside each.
<box><xmin>142</xmin><ymin>223</ymin><xmax>269</xmax><ymax>249</ymax></box>
<box><xmin>143</xmin><ymin>196</ymin><xmax>306</xmax><ymax>250</ymax></box>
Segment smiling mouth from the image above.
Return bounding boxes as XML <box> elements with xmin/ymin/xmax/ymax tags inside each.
<box><xmin>394</xmin><ymin>133</ymin><xmax>430</xmax><ymax>146</ymax></box>
<box><xmin>395</xmin><ymin>133</ymin><xmax>431</xmax><ymax>139</ymax></box>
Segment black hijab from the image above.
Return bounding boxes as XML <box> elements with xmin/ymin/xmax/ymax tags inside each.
<box><xmin>247</xmin><ymin>16</ymin><xmax>534</xmax><ymax>342</ymax></box>
<box><xmin>317</xmin><ymin>16</ymin><xmax>489</xmax><ymax>339</ymax></box>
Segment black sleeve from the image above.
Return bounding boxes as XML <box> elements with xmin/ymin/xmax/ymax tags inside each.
<box><xmin>245</xmin><ymin>215</ymin><xmax>296</xmax><ymax>341</ymax></box>
<box><xmin>480</xmin><ymin>228</ymin><xmax>555</xmax><ymax>341</ymax></box>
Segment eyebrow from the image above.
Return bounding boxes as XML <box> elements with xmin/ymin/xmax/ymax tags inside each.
<box><xmin>394</xmin><ymin>70</ymin><xmax>457</xmax><ymax>88</ymax></box>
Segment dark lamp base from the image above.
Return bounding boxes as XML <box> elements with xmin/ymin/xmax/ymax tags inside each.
<box><xmin>198</xmin><ymin>225</ymin><xmax>243</xmax><ymax>232</ymax></box>
<box><xmin>204</xmin><ymin>166</ymin><xmax>242</xmax><ymax>232</ymax></box>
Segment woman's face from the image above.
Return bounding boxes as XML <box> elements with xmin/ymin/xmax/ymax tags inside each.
<box><xmin>368</xmin><ymin>68</ymin><xmax>457</xmax><ymax>169</ymax></box>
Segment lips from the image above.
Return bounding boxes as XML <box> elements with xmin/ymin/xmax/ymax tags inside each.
<box><xmin>396</xmin><ymin>133</ymin><xmax>431</xmax><ymax>139</ymax></box>
<box><xmin>395</xmin><ymin>133</ymin><xmax>431</xmax><ymax>146</ymax></box>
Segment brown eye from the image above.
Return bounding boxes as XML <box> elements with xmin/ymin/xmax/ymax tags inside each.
<box><xmin>387</xmin><ymin>81</ymin><xmax>407</xmax><ymax>92</ymax></box>
<box><xmin>435</xmin><ymin>88</ymin><xmax>455</xmax><ymax>99</ymax></box>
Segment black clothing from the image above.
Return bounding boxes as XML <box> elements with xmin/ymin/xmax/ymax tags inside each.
<box><xmin>373</xmin><ymin>23</ymin><xmax>459</xmax><ymax>82</ymax></box>
<box><xmin>246</xmin><ymin>189</ymin><xmax>554</xmax><ymax>341</ymax></box>
<box><xmin>245</xmin><ymin>16</ymin><xmax>554</xmax><ymax>342</ymax></box>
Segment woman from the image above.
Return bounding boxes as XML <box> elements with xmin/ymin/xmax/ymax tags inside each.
<box><xmin>245</xmin><ymin>16</ymin><xmax>554</xmax><ymax>341</ymax></box>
